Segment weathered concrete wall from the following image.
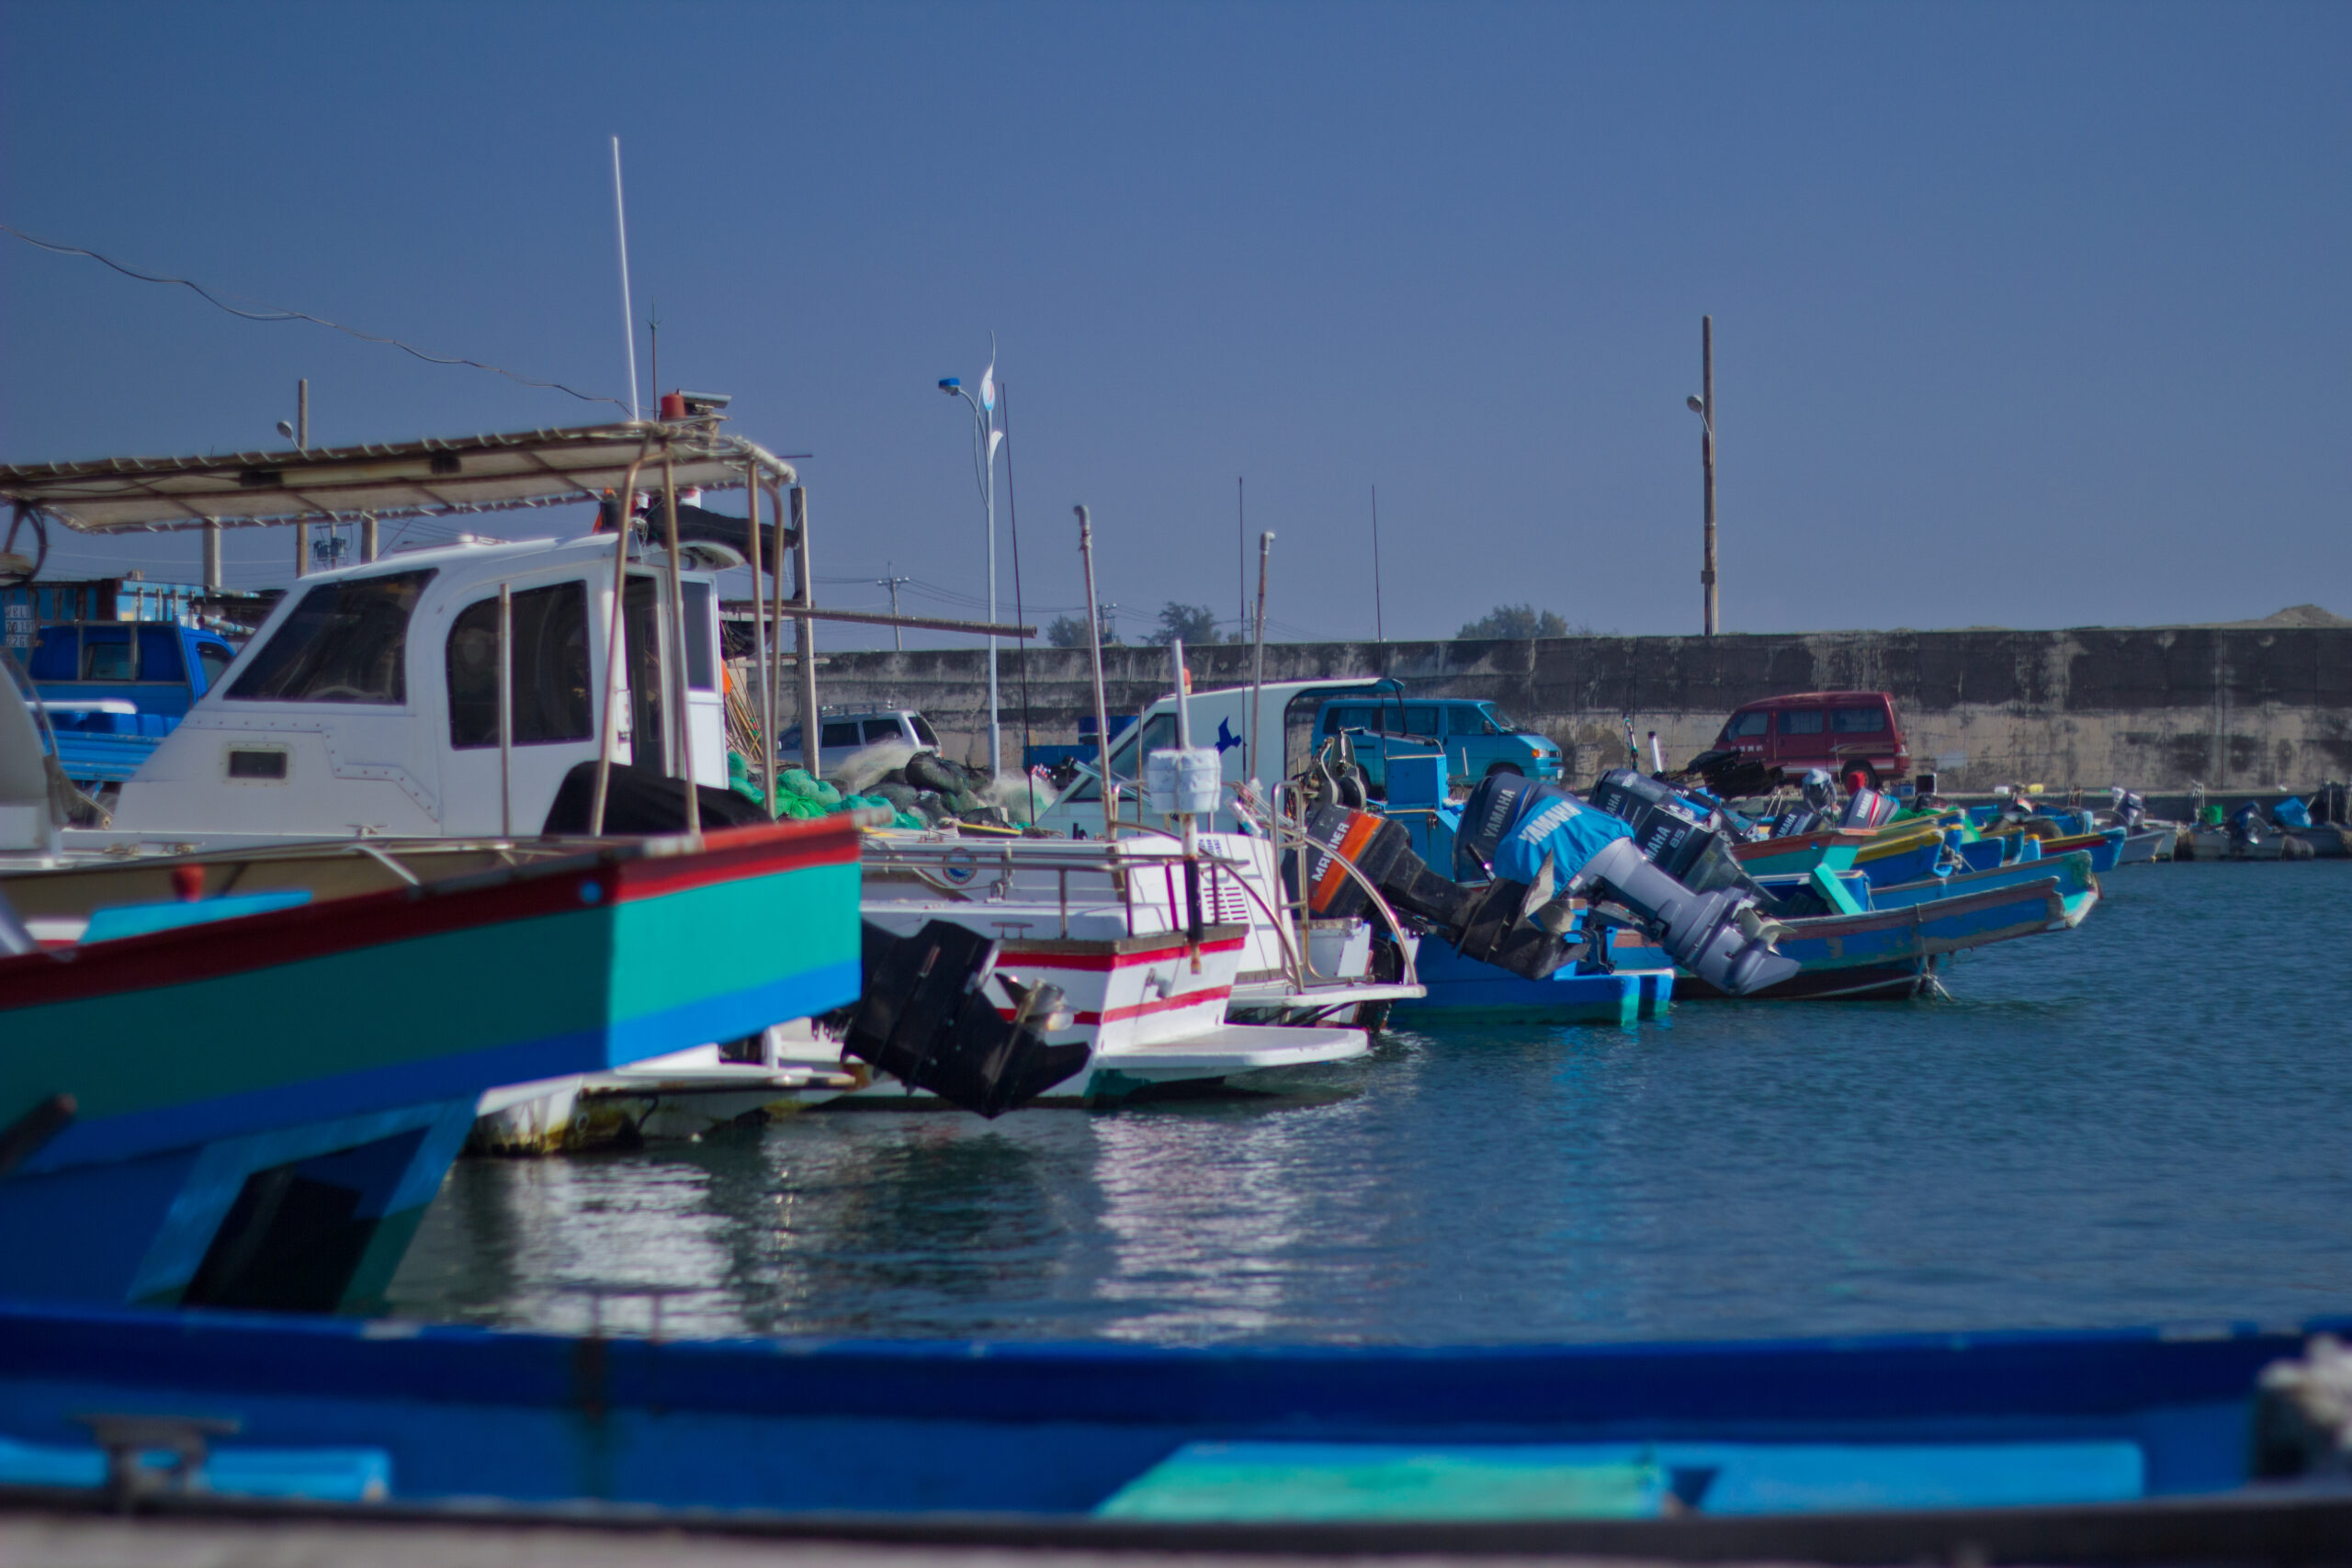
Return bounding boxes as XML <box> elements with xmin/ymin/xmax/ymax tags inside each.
<box><xmin>789</xmin><ymin>626</ymin><xmax>2352</xmax><ymax>792</ymax></box>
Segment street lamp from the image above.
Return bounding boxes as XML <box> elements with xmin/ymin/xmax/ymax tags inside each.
<box><xmin>937</xmin><ymin>344</ymin><xmax>1004</xmax><ymax>773</ymax></box>
<box><xmin>1686</xmin><ymin>314</ymin><xmax>1717</xmax><ymax>637</ymax></box>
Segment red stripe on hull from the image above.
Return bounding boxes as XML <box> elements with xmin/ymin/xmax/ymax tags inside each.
<box><xmin>0</xmin><ymin>818</ymin><xmax>856</xmax><ymax>1011</ymax></box>
<box><xmin>997</xmin><ymin>935</ymin><xmax>1247</xmax><ymax>973</ymax></box>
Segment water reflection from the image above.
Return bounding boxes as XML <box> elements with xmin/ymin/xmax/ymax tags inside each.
<box><xmin>391</xmin><ymin>864</ymin><xmax>2352</xmax><ymax>1344</ymax></box>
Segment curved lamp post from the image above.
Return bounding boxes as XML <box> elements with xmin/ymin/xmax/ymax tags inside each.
<box><xmin>938</xmin><ymin>346</ymin><xmax>1004</xmax><ymax>773</ymax></box>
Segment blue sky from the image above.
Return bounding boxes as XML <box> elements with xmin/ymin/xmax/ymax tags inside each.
<box><xmin>4</xmin><ymin>2</ymin><xmax>2346</xmax><ymax>647</ymax></box>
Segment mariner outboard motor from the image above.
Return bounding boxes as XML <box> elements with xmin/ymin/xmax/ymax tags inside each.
<box><xmin>839</xmin><ymin>920</ymin><xmax>1091</xmax><ymax>1116</ymax></box>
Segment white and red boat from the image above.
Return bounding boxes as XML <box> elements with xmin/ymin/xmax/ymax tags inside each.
<box><xmin>849</xmin><ymin>835</ymin><xmax>1369</xmax><ymax>1103</ymax></box>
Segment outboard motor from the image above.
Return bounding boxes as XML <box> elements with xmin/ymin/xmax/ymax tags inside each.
<box><xmin>1564</xmin><ymin>839</ymin><xmax>1801</xmax><ymax>998</ymax></box>
<box><xmin>2227</xmin><ymin>801</ymin><xmax>2265</xmax><ymax>850</ymax></box>
<box><xmin>1296</xmin><ymin>803</ymin><xmax>1573</xmax><ymax>981</ymax></box>
<box><xmin>1840</xmin><ymin>788</ymin><xmax>1897</xmax><ymax>829</ymax></box>
<box><xmin>1800</xmin><ymin>768</ymin><xmax>1840</xmax><ymax>816</ymax></box>
<box><xmin>840</xmin><ymin>920</ymin><xmax>1091</xmax><ymax>1116</ymax></box>
<box><xmin>1350</xmin><ymin>770</ymin><xmax>1797</xmax><ymax>997</ymax></box>
<box><xmin>2109</xmin><ymin>786</ymin><xmax>2147</xmax><ymax>831</ymax></box>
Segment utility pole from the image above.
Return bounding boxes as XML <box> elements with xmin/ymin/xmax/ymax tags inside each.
<box><xmin>292</xmin><ymin>378</ymin><xmax>310</xmax><ymax>578</ymax></box>
<box><xmin>1237</xmin><ymin>478</ymin><xmax>1246</xmax><ymax>642</ymax></box>
<box><xmin>876</xmin><ymin>573</ymin><xmax>912</xmax><ymax>650</ymax></box>
<box><xmin>1699</xmin><ymin>318</ymin><xmax>1717</xmax><ymax>636</ymax></box>
<box><xmin>1371</xmin><ymin>483</ymin><xmax>1384</xmax><ymax>642</ymax></box>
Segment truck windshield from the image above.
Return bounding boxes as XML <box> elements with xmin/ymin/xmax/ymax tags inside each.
<box><xmin>1486</xmin><ymin>707</ymin><xmax>1523</xmax><ymax>732</ymax></box>
<box><xmin>229</xmin><ymin>570</ymin><xmax>435</xmax><ymax>705</ymax></box>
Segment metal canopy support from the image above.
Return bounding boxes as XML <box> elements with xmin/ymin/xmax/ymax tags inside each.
<box><xmin>792</xmin><ymin>487</ymin><xmax>820</xmax><ymax>777</ymax></box>
<box><xmin>661</xmin><ymin>456</ymin><xmax>700</xmax><ymax>838</ymax></box>
<box><xmin>589</xmin><ymin>444</ymin><xmax>655</xmax><ymax>835</ymax></box>
<box><xmin>745</xmin><ymin>460</ymin><xmax>775</xmax><ymax>819</ymax></box>
<box><xmin>0</xmin><ymin>422</ymin><xmax>796</xmax><ymax>535</ymax></box>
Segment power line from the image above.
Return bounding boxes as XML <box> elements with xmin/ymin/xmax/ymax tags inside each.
<box><xmin>2</xmin><ymin>221</ymin><xmax>630</xmax><ymax>414</ymax></box>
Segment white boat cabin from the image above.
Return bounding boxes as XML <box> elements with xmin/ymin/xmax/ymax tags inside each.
<box><xmin>109</xmin><ymin>534</ymin><xmax>731</xmax><ymax>840</ymax></box>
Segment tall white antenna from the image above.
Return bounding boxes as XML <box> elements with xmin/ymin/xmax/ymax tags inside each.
<box><xmin>610</xmin><ymin>136</ymin><xmax>640</xmax><ymax>422</ymax></box>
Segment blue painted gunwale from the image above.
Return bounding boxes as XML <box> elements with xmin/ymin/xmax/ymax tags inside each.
<box><xmin>1390</xmin><ymin>941</ymin><xmax>1663</xmax><ymax>1025</ymax></box>
<box><xmin>0</xmin><ymin>1298</ymin><xmax>2335</xmax><ymax>1515</ymax></box>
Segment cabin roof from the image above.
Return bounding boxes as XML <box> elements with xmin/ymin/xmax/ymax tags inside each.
<box><xmin>0</xmin><ymin>421</ymin><xmax>796</xmax><ymax>534</ymax></box>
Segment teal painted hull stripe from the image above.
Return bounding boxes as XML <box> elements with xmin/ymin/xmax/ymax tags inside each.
<box><xmin>26</xmin><ymin>959</ymin><xmax>861</xmax><ymax>1176</ymax></box>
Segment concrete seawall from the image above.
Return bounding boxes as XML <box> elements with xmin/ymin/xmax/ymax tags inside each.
<box><xmin>785</xmin><ymin>626</ymin><xmax>2352</xmax><ymax>793</ymax></box>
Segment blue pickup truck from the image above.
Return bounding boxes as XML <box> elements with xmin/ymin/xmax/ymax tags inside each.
<box><xmin>28</xmin><ymin>621</ymin><xmax>242</xmax><ymax>790</ymax></box>
<box><xmin>1314</xmin><ymin>693</ymin><xmax>1564</xmax><ymax>793</ymax></box>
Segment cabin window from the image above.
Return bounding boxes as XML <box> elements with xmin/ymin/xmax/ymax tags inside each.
<box><xmin>910</xmin><ymin>715</ymin><xmax>940</xmax><ymax>747</ymax></box>
<box><xmin>1831</xmin><ymin>705</ymin><xmax>1887</xmax><ymax>734</ymax></box>
<box><xmin>1398</xmin><ymin>705</ymin><xmax>1441</xmax><ymax>737</ymax></box>
<box><xmin>80</xmin><ymin>628</ymin><xmax>134</xmax><ymax>682</ymax></box>
<box><xmin>1779</xmin><ymin>709</ymin><xmax>1826</xmax><ymax>735</ymax></box>
<box><xmin>445</xmin><ymin>581</ymin><xmax>593</xmax><ymax>749</ymax></box>
<box><xmin>230</xmin><ymin>570</ymin><xmax>436</xmax><ymax>705</ymax></box>
<box><xmin>1448</xmin><ymin>706</ymin><xmax>1488</xmax><ymax>736</ymax></box>
<box><xmin>137</xmin><ymin>626</ymin><xmax>187</xmax><ymax>684</ymax></box>
<box><xmin>1725</xmin><ymin>710</ymin><xmax>1770</xmax><ymax>739</ymax></box>
<box><xmin>682</xmin><ymin>581</ymin><xmax>717</xmax><ymax>691</ymax></box>
<box><xmin>226</xmin><ymin>747</ymin><xmax>288</xmax><ymax>781</ymax></box>
<box><xmin>820</xmin><ymin>720</ymin><xmax>863</xmax><ymax>748</ymax></box>
<box><xmin>28</xmin><ymin>628</ymin><xmax>76</xmax><ymax>681</ymax></box>
<box><xmin>197</xmin><ymin>644</ymin><xmax>234</xmax><ymax>690</ymax></box>
<box><xmin>1324</xmin><ymin>705</ymin><xmax>1371</xmax><ymax>735</ymax></box>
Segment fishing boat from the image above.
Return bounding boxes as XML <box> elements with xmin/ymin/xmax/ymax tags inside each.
<box><xmin>2114</xmin><ymin>825</ymin><xmax>2176</xmax><ymax>864</ymax></box>
<box><xmin>1728</xmin><ymin>826</ymin><xmax>1871</xmax><ymax>879</ymax></box>
<box><xmin>0</xmin><ymin>1294</ymin><xmax>2342</xmax><ymax>1556</ymax></box>
<box><xmin>1849</xmin><ymin>820</ymin><xmax>1949</xmax><ymax>888</ymax></box>
<box><xmin>853</xmin><ymin>833</ymin><xmax>1370</xmax><ymax>1104</ymax></box>
<box><xmin>0</xmin><ymin>811</ymin><xmax>865</xmax><ymax>1311</ymax></box>
<box><xmin>2029</xmin><ymin>827</ymin><xmax>2128</xmax><ymax>874</ymax></box>
<box><xmin>0</xmin><ymin>419</ymin><xmax>989</xmax><ymax>1145</ymax></box>
<box><xmin>1676</xmin><ymin>859</ymin><xmax>2098</xmax><ymax>1001</ymax></box>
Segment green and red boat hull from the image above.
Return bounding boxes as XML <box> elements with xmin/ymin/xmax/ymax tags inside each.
<box><xmin>0</xmin><ymin>820</ymin><xmax>861</xmax><ymax>1313</ymax></box>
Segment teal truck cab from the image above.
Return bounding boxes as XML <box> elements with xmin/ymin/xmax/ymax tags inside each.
<box><xmin>28</xmin><ymin>621</ymin><xmax>241</xmax><ymax>790</ymax></box>
<box><xmin>1313</xmin><ymin>692</ymin><xmax>1562</xmax><ymax>794</ymax></box>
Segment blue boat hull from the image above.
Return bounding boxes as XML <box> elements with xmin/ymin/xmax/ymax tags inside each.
<box><xmin>1392</xmin><ymin>942</ymin><xmax>1668</xmax><ymax>1025</ymax></box>
<box><xmin>0</xmin><ymin>1297</ymin><xmax>2337</xmax><ymax>1525</ymax></box>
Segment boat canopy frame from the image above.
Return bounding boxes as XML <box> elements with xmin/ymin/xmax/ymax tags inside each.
<box><xmin>0</xmin><ymin>420</ymin><xmax>794</xmax><ymax>535</ymax></box>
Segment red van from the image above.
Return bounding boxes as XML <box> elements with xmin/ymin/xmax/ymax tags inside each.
<box><xmin>1711</xmin><ymin>691</ymin><xmax>1911</xmax><ymax>794</ymax></box>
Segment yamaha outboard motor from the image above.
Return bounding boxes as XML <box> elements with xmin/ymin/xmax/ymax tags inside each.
<box><xmin>840</xmin><ymin>920</ymin><xmax>1090</xmax><ymax>1116</ymax></box>
<box><xmin>1576</xmin><ymin>769</ymin><xmax>1798</xmax><ymax>996</ymax></box>
<box><xmin>1564</xmin><ymin>839</ymin><xmax>1800</xmax><ymax>998</ymax></box>
<box><xmin>1358</xmin><ymin>770</ymin><xmax>1796</xmax><ymax>997</ymax></box>
<box><xmin>1840</xmin><ymin>788</ymin><xmax>1897</xmax><ymax>829</ymax></box>
<box><xmin>2109</xmin><ymin>786</ymin><xmax>2147</xmax><ymax>831</ymax></box>
<box><xmin>1586</xmin><ymin>769</ymin><xmax>1763</xmax><ymax>896</ymax></box>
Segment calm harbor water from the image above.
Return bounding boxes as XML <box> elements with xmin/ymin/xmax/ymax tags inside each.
<box><xmin>389</xmin><ymin>861</ymin><xmax>2352</xmax><ymax>1346</ymax></box>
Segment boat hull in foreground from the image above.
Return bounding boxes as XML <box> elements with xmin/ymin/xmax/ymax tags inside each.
<box><xmin>0</xmin><ymin>1296</ymin><xmax>2340</xmax><ymax>1557</ymax></box>
<box><xmin>0</xmin><ymin>822</ymin><xmax>861</xmax><ymax>1310</ymax></box>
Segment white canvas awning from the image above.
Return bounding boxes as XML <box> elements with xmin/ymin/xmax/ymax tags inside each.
<box><xmin>0</xmin><ymin>421</ymin><xmax>796</xmax><ymax>534</ymax></box>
